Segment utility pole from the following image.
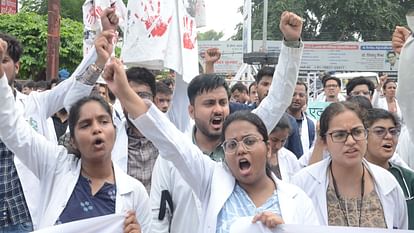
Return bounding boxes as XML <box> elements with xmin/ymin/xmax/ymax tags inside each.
<box><xmin>46</xmin><ymin>0</ymin><xmax>61</xmax><ymax>80</ymax></box>
<box><xmin>262</xmin><ymin>0</ymin><xmax>268</xmax><ymax>52</ymax></box>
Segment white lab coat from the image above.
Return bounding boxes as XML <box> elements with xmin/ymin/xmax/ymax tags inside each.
<box><xmin>291</xmin><ymin>158</ymin><xmax>408</xmax><ymax>229</ymax></box>
<box><xmin>277</xmin><ymin>147</ymin><xmax>301</xmax><ymax>183</ymax></box>
<box><xmin>148</xmin><ymin>42</ymin><xmax>305</xmax><ymax>233</ymax></box>
<box><xmin>397</xmin><ymin>35</ymin><xmax>414</xmax><ymax>169</ymax></box>
<box><xmin>11</xmin><ymin>50</ymin><xmax>98</xmax><ymax>229</ymax></box>
<box><xmin>372</xmin><ymin>89</ymin><xmax>403</xmax><ymax>121</ymax></box>
<box><xmin>0</xmin><ymin>75</ymin><xmax>151</xmax><ymax>231</ymax></box>
<box><xmin>134</xmin><ymin>105</ymin><xmax>319</xmax><ymax>233</ymax></box>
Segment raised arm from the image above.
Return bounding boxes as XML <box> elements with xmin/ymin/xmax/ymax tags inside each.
<box><xmin>396</xmin><ymin>27</ymin><xmax>414</xmax><ymax>142</ymax></box>
<box><xmin>103</xmin><ymin>58</ymin><xmax>215</xmax><ymax>201</ymax></box>
<box><xmin>0</xmin><ymin>39</ymin><xmax>65</xmax><ymax>179</ymax></box>
<box><xmin>252</xmin><ymin>11</ymin><xmax>304</xmax><ymax>133</ymax></box>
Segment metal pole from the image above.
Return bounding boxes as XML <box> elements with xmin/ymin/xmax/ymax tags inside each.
<box><xmin>46</xmin><ymin>0</ymin><xmax>60</xmax><ymax>81</ymax></box>
<box><xmin>262</xmin><ymin>0</ymin><xmax>268</xmax><ymax>52</ymax></box>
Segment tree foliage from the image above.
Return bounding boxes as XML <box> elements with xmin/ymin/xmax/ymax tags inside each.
<box><xmin>21</xmin><ymin>0</ymin><xmax>84</xmax><ymax>22</ymax></box>
<box><xmin>233</xmin><ymin>0</ymin><xmax>414</xmax><ymax>41</ymax></box>
<box><xmin>197</xmin><ymin>29</ymin><xmax>224</xmax><ymax>41</ymax></box>
<box><xmin>0</xmin><ymin>12</ymin><xmax>83</xmax><ymax>80</ymax></box>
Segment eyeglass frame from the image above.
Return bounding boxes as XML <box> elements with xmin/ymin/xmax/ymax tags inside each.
<box><xmin>326</xmin><ymin>127</ymin><xmax>368</xmax><ymax>143</ymax></box>
<box><xmin>325</xmin><ymin>84</ymin><xmax>339</xmax><ymax>89</ymax></box>
<box><xmin>368</xmin><ymin>126</ymin><xmax>401</xmax><ymax>138</ymax></box>
<box><xmin>222</xmin><ymin>135</ymin><xmax>266</xmax><ymax>154</ymax></box>
<box><xmin>350</xmin><ymin>90</ymin><xmax>372</xmax><ymax>97</ymax></box>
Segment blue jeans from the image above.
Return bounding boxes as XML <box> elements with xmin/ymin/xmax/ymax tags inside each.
<box><xmin>0</xmin><ymin>222</ymin><xmax>33</xmax><ymax>233</ymax></box>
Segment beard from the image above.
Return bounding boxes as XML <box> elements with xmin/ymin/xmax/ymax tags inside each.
<box><xmin>193</xmin><ymin>118</ymin><xmax>222</xmax><ymax>141</ymax></box>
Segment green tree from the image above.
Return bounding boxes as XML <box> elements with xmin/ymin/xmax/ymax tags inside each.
<box><xmin>197</xmin><ymin>29</ymin><xmax>224</xmax><ymax>41</ymax></box>
<box><xmin>233</xmin><ymin>0</ymin><xmax>414</xmax><ymax>41</ymax></box>
<box><xmin>232</xmin><ymin>0</ymin><xmax>304</xmax><ymax>41</ymax></box>
<box><xmin>21</xmin><ymin>0</ymin><xmax>85</xmax><ymax>22</ymax></box>
<box><xmin>0</xmin><ymin>12</ymin><xmax>83</xmax><ymax>80</ymax></box>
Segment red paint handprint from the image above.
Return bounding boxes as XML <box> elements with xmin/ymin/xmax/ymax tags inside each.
<box><xmin>137</xmin><ymin>0</ymin><xmax>172</xmax><ymax>37</ymax></box>
<box><xmin>86</xmin><ymin>1</ymin><xmax>103</xmax><ymax>26</ymax></box>
<box><xmin>183</xmin><ymin>16</ymin><xmax>196</xmax><ymax>49</ymax></box>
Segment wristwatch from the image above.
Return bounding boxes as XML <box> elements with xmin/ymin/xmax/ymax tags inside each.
<box><xmin>90</xmin><ymin>63</ymin><xmax>104</xmax><ymax>73</ymax></box>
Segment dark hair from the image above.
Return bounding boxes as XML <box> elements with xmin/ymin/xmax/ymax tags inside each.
<box><xmin>255</xmin><ymin>66</ymin><xmax>275</xmax><ymax>84</ymax></box>
<box><xmin>35</xmin><ymin>80</ymin><xmax>51</xmax><ymax>91</ymax></box>
<box><xmin>68</xmin><ymin>96</ymin><xmax>113</xmax><ymax>140</ymax></box>
<box><xmin>230</xmin><ymin>82</ymin><xmax>248</xmax><ymax>94</ymax></box>
<box><xmin>296</xmin><ymin>80</ymin><xmax>308</xmax><ymax>93</ymax></box>
<box><xmin>248</xmin><ymin>81</ymin><xmax>257</xmax><ymax>94</ymax></box>
<box><xmin>321</xmin><ymin>74</ymin><xmax>341</xmax><ymax>88</ymax></box>
<box><xmin>187</xmin><ymin>74</ymin><xmax>229</xmax><ymax>105</ymax></box>
<box><xmin>108</xmin><ymin>88</ymin><xmax>116</xmax><ymax>102</ymax></box>
<box><xmin>156</xmin><ymin>81</ymin><xmax>173</xmax><ymax>95</ymax></box>
<box><xmin>126</xmin><ymin>67</ymin><xmax>156</xmax><ymax>96</ymax></box>
<box><xmin>14</xmin><ymin>81</ymin><xmax>22</xmax><ymax>92</ymax></box>
<box><xmin>387</xmin><ymin>51</ymin><xmax>396</xmax><ymax>57</ymax></box>
<box><xmin>23</xmin><ymin>81</ymin><xmax>35</xmax><ymax>89</ymax></box>
<box><xmin>347</xmin><ymin>95</ymin><xmax>373</xmax><ymax>110</ymax></box>
<box><xmin>161</xmin><ymin>78</ymin><xmax>175</xmax><ymax>88</ymax></box>
<box><xmin>270</xmin><ymin>113</ymin><xmax>292</xmax><ymax>134</ymax></box>
<box><xmin>319</xmin><ymin>101</ymin><xmax>367</xmax><ymax>141</ymax></box>
<box><xmin>365</xmin><ymin>108</ymin><xmax>401</xmax><ymax>130</ymax></box>
<box><xmin>0</xmin><ymin>32</ymin><xmax>23</xmax><ymax>63</ymax></box>
<box><xmin>383</xmin><ymin>79</ymin><xmax>396</xmax><ymax>90</ymax></box>
<box><xmin>345</xmin><ymin>77</ymin><xmax>375</xmax><ymax>97</ymax></box>
<box><xmin>221</xmin><ymin>111</ymin><xmax>271</xmax><ymax>177</ymax></box>
<box><xmin>222</xmin><ymin>111</ymin><xmax>268</xmax><ymax>143</ymax></box>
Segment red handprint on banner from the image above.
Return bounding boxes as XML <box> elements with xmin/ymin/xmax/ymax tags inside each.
<box><xmin>85</xmin><ymin>1</ymin><xmax>103</xmax><ymax>26</ymax></box>
<box><xmin>183</xmin><ymin>16</ymin><xmax>196</xmax><ymax>50</ymax></box>
<box><xmin>137</xmin><ymin>0</ymin><xmax>172</xmax><ymax>37</ymax></box>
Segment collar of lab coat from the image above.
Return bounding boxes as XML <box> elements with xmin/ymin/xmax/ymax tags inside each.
<box><xmin>307</xmin><ymin>158</ymin><xmax>397</xmax><ymax>196</ymax></box>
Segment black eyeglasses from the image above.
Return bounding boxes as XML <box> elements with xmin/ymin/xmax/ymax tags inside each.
<box><xmin>350</xmin><ymin>90</ymin><xmax>371</xmax><ymax>97</ymax></box>
<box><xmin>369</xmin><ymin>127</ymin><xmax>400</xmax><ymax>138</ymax></box>
<box><xmin>327</xmin><ymin>127</ymin><xmax>367</xmax><ymax>143</ymax></box>
<box><xmin>222</xmin><ymin>135</ymin><xmax>265</xmax><ymax>154</ymax></box>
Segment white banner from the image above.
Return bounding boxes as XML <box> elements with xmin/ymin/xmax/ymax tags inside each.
<box><xmin>82</xmin><ymin>0</ymin><xmax>127</xmax><ymax>56</ymax></box>
<box><xmin>242</xmin><ymin>0</ymin><xmax>252</xmax><ymax>54</ymax></box>
<box><xmin>31</xmin><ymin>214</ymin><xmax>124</xmax><ymax>233</ymax></box>
<box><xmin>230</xmin><ymin>217</ymin><xmax>414</xmax><ymax>233</ymax></box>
<box><xmin>122</xmin><ymin>0</ymin><xmax>199</xmax><ymax>83</ymax></box>
<box><xmin>195</xmin><ymin>0</ymin><xmax>206</xmax><ymax>27</ymax></box>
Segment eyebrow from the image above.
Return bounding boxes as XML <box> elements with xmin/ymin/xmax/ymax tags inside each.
<box><xmin>77</xmin><ymin>114</ymin><xmax>111</xmax><ymax>124</ymax></box>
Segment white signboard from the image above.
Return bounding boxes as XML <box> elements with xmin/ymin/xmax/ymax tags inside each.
<box><xmin>198</xmin><ymin>41</ymin><xmax>244</xmax><ymax>74</ymax></box>
<box><xmin>198</xmin><ymin>40</ymin><xmax>398</xmax><ymax>76</ymax></box>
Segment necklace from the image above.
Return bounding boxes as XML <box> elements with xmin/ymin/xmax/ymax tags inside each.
<box><xmin>330</xmin><ymin>163</ymin><xmax>365</xmax><ymax>227</ymax></box>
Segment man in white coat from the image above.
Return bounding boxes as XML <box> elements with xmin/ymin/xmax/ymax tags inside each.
<box><xmin>150</xmin><ymin>11</ymin><xmax>305</xmax><ymax>233</ymax></box>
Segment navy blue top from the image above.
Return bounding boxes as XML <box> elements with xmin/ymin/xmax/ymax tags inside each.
<box><xmin>55</xmin><ymin>175</ymin><xmax>116</xmax><ymax>225</ymax></box>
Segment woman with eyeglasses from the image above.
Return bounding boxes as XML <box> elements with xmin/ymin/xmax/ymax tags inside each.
<box><xmin>292</xmin><ymin>101</ymin><xmax>408</xmax><ymax>229</ymax></box>
<box><xmin>102</xmin><ymin>56</ymin><xmax>319</xmax><ymax>232</ymax></box>
<box><xmin>364</xmin><ymin>108</ymin><xmax>414</xmax><ymax>229</ymax></box>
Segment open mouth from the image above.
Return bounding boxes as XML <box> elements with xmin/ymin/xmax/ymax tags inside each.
<box><xmin>211</xmin><ymin>116</ymin><xmax>223</xmax><ymax>129</ymax></box>
<box><xmin>239</xmin><ymin>158</ymin><xmax>251</xmax><ymax>176</ymax></box>
<box><xmin>382</xmin><ymin>143</ymin><xmax>394</xmax><ymax>152</ymax></box>
<box><xmin>93</xmin><ymin>138</ymin><xmax>105</xmax><ymax>149</ymax></box>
